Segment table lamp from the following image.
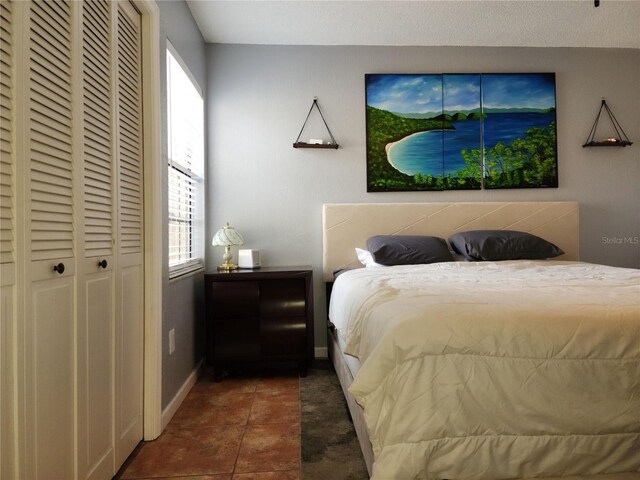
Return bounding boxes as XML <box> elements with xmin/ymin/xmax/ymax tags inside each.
<box><xmin>212</xmin><ymin>223</ymin><xmax>244</xmax><ymax>271</ymax></box>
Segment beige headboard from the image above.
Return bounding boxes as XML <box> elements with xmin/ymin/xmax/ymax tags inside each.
<box><xmin>322</xmin><ymin>202</ymin><xmax>579</xmax><ymax>281</ymax></box>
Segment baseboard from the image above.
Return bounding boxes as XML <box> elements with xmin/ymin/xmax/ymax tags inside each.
<box><xmin>315</xmin><ymin>346</ymin><xmax>328</xmax><ymax>359</ymax></box>
<box><xmin>161</xmin><ymin>359</ymin><xmax>203</xmax><ymax>431</ymax></box>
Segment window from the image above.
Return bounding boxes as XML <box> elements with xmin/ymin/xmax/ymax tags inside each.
<box><xmin>167</xmin><ymin>44</ymin><xmax>204</xmax><ymax>277</ymax></box>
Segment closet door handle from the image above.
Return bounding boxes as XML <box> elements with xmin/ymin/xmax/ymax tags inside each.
<box><xmin>98</xmin><ymin>259</ymin><xmax>108</xmax><ymax>269</ymax></box>
<box><xmin>53</xmin><ymin>263</ymin><xmax>65</xmax><ymax>274</ymax></box>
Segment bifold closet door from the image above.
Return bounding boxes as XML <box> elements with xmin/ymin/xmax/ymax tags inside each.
<box><xmin>77</xmin><ymin>0</ymin><xmax>116</xmax><ymax>479</ymax></box>
<box><xmin>114</xmin><ymin>0</ymin><xmax>144</xmax><ymax>469</ymax></box>
<box><xmin>23</xmin><ymin>1</ymin><xmax>76</xmax><ymax>478</ymax></box>
<box><xmin>1</xmin><ymin>0</ymin><xmax>145</xmax><ymax>478</ymax></box>
<box><xmin>0</xmin><ymin>1</ymin><xmax>17</xmax><ymax>479</ymax></box>
<box><xmin>79</xmin><ymin>0</ymin><xmax>145</xmax><ymax>476</ymax></box>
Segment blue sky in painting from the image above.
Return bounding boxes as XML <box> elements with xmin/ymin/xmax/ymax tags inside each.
<box><xmin>443</xmin><ymin>74</ymin><xmax>481</xmax><ymax>112</ymax></box>
<box><xmin>482</xmin><ymin>73</ymin><xmax>556</xmax><ymax>109</ymax></box>
<box><xmin>366</xmin><ymin>73</ymin><xmax>555</xmax><ymax>113</ymax></box>
<box><xmin>366</xmin><ymin>74</ymin><xmax>442</xmax><ymax>114</ymax></box>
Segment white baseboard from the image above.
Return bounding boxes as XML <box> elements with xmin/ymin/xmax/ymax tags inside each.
<box><xmin>315</xmin><ymin>346</ymin><xmax>328</xmax><ymax>358</ymax></box>
<box><xmin>161</xmin><ymin>359</ymin><xmax>203</xmax><ymax>431</ymax></box>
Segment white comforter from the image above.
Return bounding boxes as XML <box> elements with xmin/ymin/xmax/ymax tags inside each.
<box><xmin>329</xmin><ymin>261</ymin><xmax>640</xmax><ymax>480</ymax></box>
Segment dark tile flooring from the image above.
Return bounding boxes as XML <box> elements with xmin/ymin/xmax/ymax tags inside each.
<box><xmin>116</xmin><ymin>371</ymin><xmax>301</xmax><ymax>480</ymax></box>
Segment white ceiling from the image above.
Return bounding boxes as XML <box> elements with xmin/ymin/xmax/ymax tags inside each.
<box><xmin>185</xmin><ymin>0</ymin><xmax>640</xmax><ymax>49</ymax></box>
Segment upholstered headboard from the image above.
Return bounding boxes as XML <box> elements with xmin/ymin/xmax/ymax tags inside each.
<box><xmin>322</xmin><ymin>202</ymin><xmax>579</xmax><ymax>281</ymax></box>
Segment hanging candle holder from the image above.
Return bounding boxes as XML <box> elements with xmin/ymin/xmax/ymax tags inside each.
<box><xmin>293</xmin><ymin>97</ymin><xmax>339</xmax><ymax>149</ymax></box>
<box><xmin>583</xmin><ymin>98</ymin><xmax>633</xmax><ymax>147</ymax></box>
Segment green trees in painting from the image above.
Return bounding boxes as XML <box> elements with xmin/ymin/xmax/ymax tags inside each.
<box><xmin>460</xmin><ymin>122</ymin><xmax>558</xmax><ymax>189</ymax></box>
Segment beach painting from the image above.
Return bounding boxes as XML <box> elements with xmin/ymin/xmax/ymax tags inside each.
<box><xmin>365</xmin><ymin>73</ymin><xmax>557</xmax><ymax>191</ymax></box>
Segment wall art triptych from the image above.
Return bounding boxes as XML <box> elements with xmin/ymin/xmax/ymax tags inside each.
<box><xmin>365</xmin><ymin>73</ymin><xmax>558</xmax><ymax>191</ymax></box>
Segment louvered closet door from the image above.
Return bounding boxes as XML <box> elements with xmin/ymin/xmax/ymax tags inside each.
<box><xmin>4</xmin><ymin>0</ymin><xmax>146</xmax><ymax>477</ymax></box>
<box><xmin>0</xmin><ymin>2</ymin><xmax>17</xmax><ymax>479</ymax></box>
<box><xmin>24</xmin><ymin>1</ymin><xmax>76</xmax><ymax>479</ymax></box>
<box><xmin>0</xmin><ymin>1</ymin><xmax>14</xmax><ymax>267</ymax></box>
<box><xmin>78</xmin><ymin>1</ymin><xmax>116</xmax><ymax>479</ymax></box>
<box><xmin>114</xmin><ymin>0</ymin><xmax>144</xmax><ymax>468</ymax></box>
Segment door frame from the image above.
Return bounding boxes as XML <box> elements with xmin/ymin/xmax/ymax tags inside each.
<box><xmin>134</xmin><ymin>0</ymin><xmax>163</xmax><ymax>441</ymax></box>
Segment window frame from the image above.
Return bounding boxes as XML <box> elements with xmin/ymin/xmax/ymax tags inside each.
<box><xmin>166</xmin><ymin>41</ymin><xmax>205</xmax><ymax>279</ymax></box>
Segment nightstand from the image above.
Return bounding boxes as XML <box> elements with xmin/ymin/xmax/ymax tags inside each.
<box><xmin>204</xmin><ymin>266</ymin><xmax>314</xmax><ymax>381</ymax></box>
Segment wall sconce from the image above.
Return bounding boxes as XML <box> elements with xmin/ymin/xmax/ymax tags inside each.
<box><xmin>212</xmin><ymin>223</ymin><xmax>244</xmax><ymax>271</ymax></box>
<box><xmin>583</xmin><ymin>98</ymin><xmax>633</xmax><ymax>147</ymax></box>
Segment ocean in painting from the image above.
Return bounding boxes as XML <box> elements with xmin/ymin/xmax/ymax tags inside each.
<box><xmin>387</xmin><ymin>112</ymin><xmax>555</xmax><ymax>176</ymax></box>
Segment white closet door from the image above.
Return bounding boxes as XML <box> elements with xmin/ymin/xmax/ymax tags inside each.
<box><xmin>25</xmin><ymin>1</ymin><xmax>76</xmax><ymax>478</ymax></box>
<box><xmin>1</xmin><ymin>1</ymin><xmax>17</xmax><ymax>478</ymax></box>
<box><xmin>3</xmin><ymin>1</ymin><xmax>148</xmax><ymax>477</ymax></box>
<box><xmin>114</xmin><ymin>0</ymin><xmax>144</xmax><ymax>468</ymax></box>
<box><xmin>77</xmin><ymin>0</ymin><xmax>116</xmax><ymax>479</ymax></box>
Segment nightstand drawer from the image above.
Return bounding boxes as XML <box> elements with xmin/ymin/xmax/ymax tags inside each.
<box><xmin>260</xmin><ymin>316</ymin><xmax>306</xmax><ymax>356</ymax></box>
<box><xmin>260</xmin><ymin>278</ymin><xmax>307</xmax><ymax>317</ymax></box>
<box><xmin>214</xmin><ymin>316</ymin><xmax>260</xmax><ymax>358</ymax></box>
<box><xmin>209</xmin><ymin>281</ymin><xmax>259</xmax><ymax>318</ymax></box>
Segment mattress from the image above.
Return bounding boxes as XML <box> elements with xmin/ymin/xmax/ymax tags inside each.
<box><xmin>328</xmin><ymin>261</ymin><xmax>640</xmax><ymax>480</ymax></box>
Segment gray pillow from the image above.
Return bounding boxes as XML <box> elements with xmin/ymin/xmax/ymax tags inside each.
<box><xmin>366</xmin><ymin>235</ymin><xmax>454</xmax><ymax>266</ymax></box>
<box><xmin>448</xmin><ymin>230</ymin><xmax>564</xmax><ymax>261</ymax></box>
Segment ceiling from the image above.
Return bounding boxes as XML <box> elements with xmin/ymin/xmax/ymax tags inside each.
<box><xmin>186</xmin><ymin>0</ymin><xmax>640</xmax><ymax>49</ymax></box>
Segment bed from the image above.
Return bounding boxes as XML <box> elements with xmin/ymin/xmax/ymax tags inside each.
<box><xmin>323</xmin><ymin>202</ymin><xmax>640</xmax><ymax>480</ymax></box>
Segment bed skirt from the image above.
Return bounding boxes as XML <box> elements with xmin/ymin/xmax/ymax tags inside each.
<box><xmin>327</xmin><ymin>325</ymin><xmax>374</xmax><ymax>476</ymax></box>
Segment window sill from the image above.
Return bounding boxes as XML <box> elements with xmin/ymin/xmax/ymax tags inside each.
<box><xmin>169</xmin><ymin>262</ymin><xmax>204</xmax><ymax>282</ymax></box>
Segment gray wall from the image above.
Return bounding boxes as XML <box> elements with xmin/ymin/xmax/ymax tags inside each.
<box><xmin>207</xmin><ymin>45</ymin><xmax>640</xmax><ymax>350</ymax></box>
<box><xmin>158</xmin><ymin>0</ymin><xmax>207</xmax><ymax>409</ymax></box>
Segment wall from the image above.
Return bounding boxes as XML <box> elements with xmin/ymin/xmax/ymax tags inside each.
<box><xmin>206</xmin><ymin>45</ymin><xmax>640</xmax><ymax>351</ymax></box>
<box><xmin>158</xmin><ymin>0</ymin><xmax>207</xmax><ymax>409</ymax></box>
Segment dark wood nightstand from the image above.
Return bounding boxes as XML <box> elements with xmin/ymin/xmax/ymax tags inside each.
<box><xmin>204</xmin><ymin>266</ymin><xmax>314</xmax><ymax>381</ymax></box>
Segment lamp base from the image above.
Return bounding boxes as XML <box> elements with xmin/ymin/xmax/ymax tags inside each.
<box><xmin>217</xmin><ymin>245</ymin><xmax>239</xmax><ymax>271</ymax></box>
<box><xmin>217</xmin><ymin>263</ymin><xmax>239</xmax><ymax>271</ymax></box>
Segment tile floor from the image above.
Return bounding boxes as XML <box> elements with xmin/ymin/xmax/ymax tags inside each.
<box><xmin>116</xmin><ymin>370</ymin><xmax>301</xmax><ymax>480</ymax></box>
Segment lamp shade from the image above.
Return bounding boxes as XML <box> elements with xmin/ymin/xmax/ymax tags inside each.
<box><xmin>212</xmin><ymin>223</ymin><xmax>244</xmax><ymax>247</ymax></box>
